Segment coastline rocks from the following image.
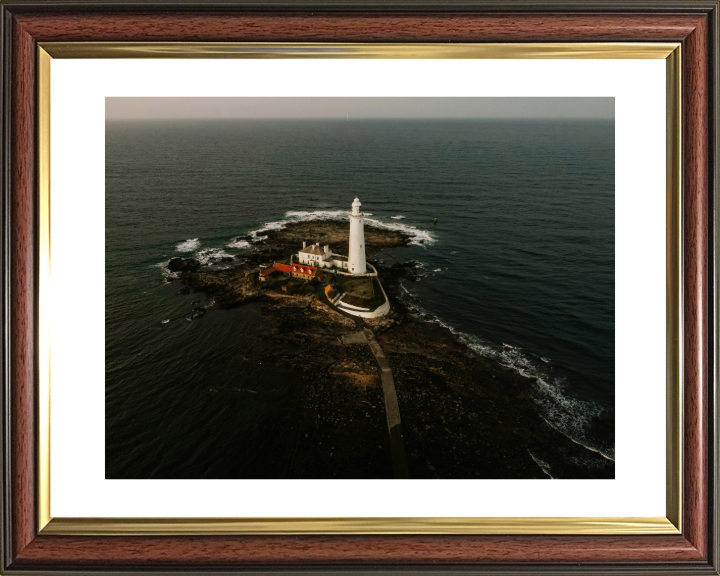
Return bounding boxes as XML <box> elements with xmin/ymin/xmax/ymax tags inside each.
<box><xmin>186</xmin><ymin>308</ymin><xmax>206</xmax><ymax>321</ymax></box>
<box><xmin>256</xmin><ymin>220</ymin><xmax>410</xmax><ymax>259</ymax></box>
<box><xmin>164</xmin><ymin>220</ymin><xmax>413</xmax><ymax>313</ymax></box>
<box><xmin>167</xmin><ymin>257</ymin><xmax>201</xmax><ymax>273</ymax></box>
<box><xmin>160</xmin><ymin>218</ymin><xmax>615</xmax><ymax>480</ymax></box>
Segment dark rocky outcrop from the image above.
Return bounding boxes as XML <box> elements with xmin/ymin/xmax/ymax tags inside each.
<box><xmin>160</xmin><ymin>219</ymin><xmax>614</xmax><ymax>480</ymax></box>
<box><xmin>167</xmin><ymin>257</ymin><xmax>201</xmax><ymax>273</ymax></box>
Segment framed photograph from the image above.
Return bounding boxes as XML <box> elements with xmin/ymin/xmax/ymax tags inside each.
<box><xmin>1</xmin><ymin>1</ymin><xmax>717</xmax><ymax>574</ymax></box>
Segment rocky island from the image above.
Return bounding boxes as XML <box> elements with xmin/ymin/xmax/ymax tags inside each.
<box><xmin>164</xmin><ymin>218</ymin><xmax>615</xmax><ymax>480</ymax></box>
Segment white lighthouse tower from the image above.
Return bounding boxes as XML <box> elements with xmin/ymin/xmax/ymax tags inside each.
<box><xmin>348</xmin><ymin>197</ymin><xmax>367</xmax><ymax>275</ymax></box>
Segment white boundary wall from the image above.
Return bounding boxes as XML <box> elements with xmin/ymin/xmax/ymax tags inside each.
<box><xmin>335</xmin><ymin>264</ymin><xmax>391</xmax><ymax>318</ymax></box>
<box><xmin>337</xmin><ymin>299</ymin><xmax>391</xmax><ymax>319</ymax></box>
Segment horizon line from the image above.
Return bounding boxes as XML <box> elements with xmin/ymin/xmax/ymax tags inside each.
<box><xmin>105</xmin><ymin>116</ymin><xmax>615</xmax><ymax>121</ymax></box>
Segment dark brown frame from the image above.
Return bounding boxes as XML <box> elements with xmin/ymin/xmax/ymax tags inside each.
<box><xmin>1</xmin><ymin>1</ymin><xmax>718</xmax><ymax>573</ymax></box>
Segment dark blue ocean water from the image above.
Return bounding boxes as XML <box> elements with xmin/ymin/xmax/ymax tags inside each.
<box><xmin>106</xmin><ymin>119</ymin><xmax>614</xmax><ymax>477</ymax></box>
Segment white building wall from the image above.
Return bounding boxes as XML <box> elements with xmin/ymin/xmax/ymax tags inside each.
<box><xmin>348</xmin><ymin>197</ymin><xmax>367</xmax><ymax>275</ymax></box>
<box><xmin>297</xmin><ymin>252</ymin><xmax>348</xmax><ymax>270</ymax></box>
<box><xmin>298</xmin><ymin>244</ymin><xmax>333</xmax><ymax>267</ymax></box>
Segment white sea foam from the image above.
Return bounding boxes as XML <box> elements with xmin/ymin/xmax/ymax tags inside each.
<box><xmin>394</xmin><ymin>282</ymin><xmax>615</xmax><ymax>463</ymax></box>
<box><xmin>540</xmin><ymin>414</ymin><xmax>615</xmax><ymax>462</ymax></box>
<box><xmin>196</xmin><ymin>248</ymin><xmax>233</xmax><ymax>265</ymax></box>
<box><xmin>176</xmin><ymin>238</ymin><xmax>200</xmax><ymax>252</ymax></box>
<box><xmin>466</xmin><ymin>337</ymin><xmax>615</xmax><ymax>462</ymax></box>
<box><xmin>284</xmin><ymin>209</ymin><xmax>348</xmax><ymax>222</ymax></box>
<box><xmin>407</xmin><ymin>261</ymin><xmax>446</xmax><ymax>279</ymax></box>
<box><xmin>528</xmin><ymin>450</ymin><xmax>555</xmax><ymax>479</ymax></box>
<box><xmin>153</xmin><ymin>260</ymin><xmax>180</xmax><ymax>279</ymax></box>
<box><xmin>249</xmin><ymin>219</ymin><xmax>289</xmax><ymax>240</ymax></box>
<box><xmin>227</xmin><ymin>239</ymin><xmax>250</xmax><ymax>249</ymax></box>
<box><xmin>569</xmin><ymin>453</ymin><xmax>610</xmax><ymax>469</ymax></box>
<box><xmin>157</xmin><ymin>268</ymin><xmax>180</xmax><ymax>280</ymax></box>
<box><xmin>399</xmin><ymin>281</ymin><xmax>418</xmax><ymax>299</ymax></box>
<box><xmin>245</xmin><ymin>210</ymin><xmax>435</xmax><ymax>247</ymax></box>
<box><xmin>391</xmin><ymin>215</ymin><xmax>405</xmax><ymax>220</ymax></box>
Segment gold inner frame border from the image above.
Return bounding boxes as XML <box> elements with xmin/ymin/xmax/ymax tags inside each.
<box><xmin>36</xmin><ymin>41</ymin><xmax>682</xmax><ymax>536</ymax></box>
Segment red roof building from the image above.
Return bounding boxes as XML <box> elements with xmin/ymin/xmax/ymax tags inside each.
<box><xmin>259</xmin><ymin>262</ymin><xmax>317</xmax><ymax>281</ymax></box>
<box><xmin>291</xmin><ymin>264</ymin><xmax>317</xmax><ymax>280</ymax></box>
<box><xmin>260</xmin><ymin>262</ymin><xmax>291</xmax><ymax>280</ymax></box>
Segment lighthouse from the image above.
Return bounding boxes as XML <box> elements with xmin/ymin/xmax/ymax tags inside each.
<box><xmin>348</xmin><ymin>197</ymin><xmax>367</xmax><ymax>275</ymax></box>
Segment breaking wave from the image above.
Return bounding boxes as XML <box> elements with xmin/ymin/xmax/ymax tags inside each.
<box><xmin>176</xmin><ymin>238</ymin><xmax>200</xmax><ymax>252</ymax></box>
<box><xmin>367</xmin><ymin>215</ymin><xmax>434</xmax><ymax>246</ymax></box>
<box><xmin>396</xmin><ymin>279</ymin><xmax>615</xmax><ymax>462</ymax></box>
<box><xmin>391</xmin><ymin>215</ymin><xmax>405</xmax><ymax>220</ymax></box>
<box><xmin>153</xmin><ymin>260</ymin><xmax>180</xmax><ymax>279</ymax></box>
<box><xmin>246</xmin><ymin>210</ymin><xmax>435</xmax><ymax>247</ymax></box>
<box><xmin>227</xmin><ymin>239</ymin><xmax>250</xmax><ymax>249</ymax></box>
<box><xmin>284</xmin><ymin>209</ymin><xmax>347</xmax><ymax>221</ymax></box>
<box><xmin>464</xmin><ymin>337</ymin><xmax>615</xmax><ymax>462</ymax></box>
<box><xmin>196</xmin><ymin>248</ymin><xmax>232</xmax><ymax>265</ymax></box>
<box><xmin>528</xmin><ymin>450</ymin><xmax>554</xmax><ymax>479</ymax></box>
<box><xmin>248</xmin><ymin>218</ymin><xmax>289</xmax><ymax>241</ymax></box>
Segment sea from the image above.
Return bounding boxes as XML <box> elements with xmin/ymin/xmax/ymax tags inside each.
<box><xmin>105</xmin><ymin>118</ymin><xmax>615</xmax><ymax>478</ymax></box>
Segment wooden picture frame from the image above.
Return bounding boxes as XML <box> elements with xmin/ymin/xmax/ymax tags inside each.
<box><xmin>1</xmin><ymin>1</ymin><xmax>718</xmax><ymax>573</ymax></box>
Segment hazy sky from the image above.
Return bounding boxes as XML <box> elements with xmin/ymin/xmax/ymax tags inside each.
<box><xmin>106</xmin><ymin>97</ymin><xmax>614</xmax><ymax>121</ymax></box>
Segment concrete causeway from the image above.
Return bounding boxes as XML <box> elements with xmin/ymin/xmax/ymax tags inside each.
<box><xmin>340</xmin><ymin>332</ymin><xmax>369</xmax><ymax>345</ymax></box>
<box><xmin>363</xmin><ymin>328</ymin><xmax>409</xmax><ymax>479</ymax></box>
<box><xmin>319</xmin><ymin>283</ymin><xmax>409</xmax><ymax>478</ymax></box>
